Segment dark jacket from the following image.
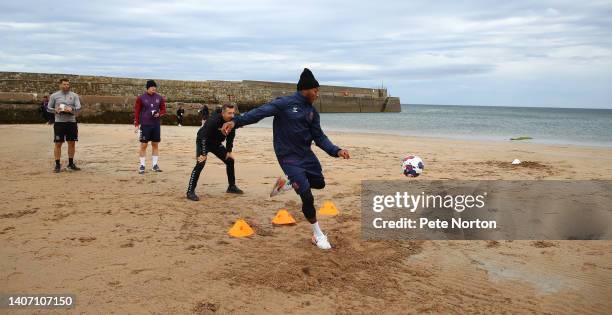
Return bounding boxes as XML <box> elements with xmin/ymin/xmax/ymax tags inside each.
<box><xmin>199</xmin><ymin>105</ymin><xmax>209</xmax><ymax>119</ymax></box>
<box><xmin>196</xmin><ymin>110</ymin><xmax>235</xmax><ymax>156</ymax></box>
<box><xmin>233</xmin><ymin>92</ymin><xmax>339</xmax><ymax>160</ymax></box>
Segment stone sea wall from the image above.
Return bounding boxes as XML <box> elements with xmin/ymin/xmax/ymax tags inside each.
<box><xmin>0</xmin><ymin>72</ymin><xmax>401</xmax><ymax>125</ymax></box>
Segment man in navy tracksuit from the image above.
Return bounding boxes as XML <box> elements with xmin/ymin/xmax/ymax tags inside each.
<box><xmin>221</xmin><ymin>68</ymin><xmax>350</xmax><ymax>250</ymax></box>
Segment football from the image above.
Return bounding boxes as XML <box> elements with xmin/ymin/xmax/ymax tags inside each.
<box><xmin>402</xmin><ymin>155</ymin><xmax>424</xmax><ymax>177</ymax></box>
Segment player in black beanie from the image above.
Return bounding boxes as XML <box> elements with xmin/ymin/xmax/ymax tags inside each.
<box><xmin>146</xmin><ymin>80</ymin><xmax>157</xmax><ymax>90</ymax></box>
<box><xmin>296</xmin><ymin>68</ymin><xmax>319</xmax><ymax>91</ymax></box>
<box><xmin>221</xmin><ymin>68</ymin><xmax>350</xmax><ymax>250</ymax></box>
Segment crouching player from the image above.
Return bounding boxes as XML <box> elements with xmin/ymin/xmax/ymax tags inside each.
<box><xmin>186</xmin><ymin>104</ymin><xmax>244</xmax><ymax>201</ymax></box>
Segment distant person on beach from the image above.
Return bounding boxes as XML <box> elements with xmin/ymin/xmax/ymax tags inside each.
<box><xmin>47</xmin><ymin>78</ymin><xmax>82</xmax><ymax>173</ymax></box>
<box><xmin>176</xmin><ymin>106</ymin><xmax>184</xmax><ymax>126</ymax></box>
<box><xmin>221</xmin><ymin>68</ymin><xmax>350</xmax><ymax>250</ymax></box>
<box><xmin>40</xmin><ymin>94</ymin><xmax>53</xmax><ymax>124</ymax></box>
<box><xmin>198</xmin><ymin>104</ymin><xmax>209</xmax><ymax>126</ymax></box>
<box><xmin>186</xmin><ymin>104</ymin><xmax>244</xmax><ymax>201</ymax></box>
<box><xmin>46</xmin><ymin>93</ymin><xmax>55</xmax><ymax>124</ymax></box>
<box><xmin>134</xmin><ymin>80</ymin><xmax>166</xmax><ymax>174</ymax></box>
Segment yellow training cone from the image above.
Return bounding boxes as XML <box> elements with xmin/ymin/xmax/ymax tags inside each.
<box><xmin>318</xmin><ymin>200</ymin><xmax>339</xmax><ymax>216</ymax></box>
<box><xmin>272</xmin><ymin>209</ymin><xmax>296</xmax><ymax>225</ymax></box>
<box><xmin>228</xmin><ymin>219</ymin><xmax>254</xmax><ymax>237</ymax></box>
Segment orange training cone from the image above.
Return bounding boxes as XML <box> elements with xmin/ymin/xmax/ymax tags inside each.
<box><xmin>228</xmin><ymin>219</ymin><xmax>254</xmax><ymax>237</ymax></box>
<box><xmin>318</xmin><ymin>200</ymin><xmax>339</xmax><ymax>216</ymax></box>
<box><xmin>272</xmin><ymin>209</ymin><xmax>296</xmax><ymax>225</ymax></box>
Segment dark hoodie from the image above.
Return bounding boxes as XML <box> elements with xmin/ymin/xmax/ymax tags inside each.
<box><xmin>233</xmin><ymin>92</ymin><xmax>339</xmax><ymax>160</ymax></box>
<box><xmin>196</xmin><ymin>109</ymin><xmax>235</xmax><ymax>156</ymax></box>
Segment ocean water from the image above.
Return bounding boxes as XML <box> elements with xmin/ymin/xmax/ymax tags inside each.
<box><xmin>250</xmin><ymin>104</ymin><xmax>612</xmax><ymax>147</ymax></box>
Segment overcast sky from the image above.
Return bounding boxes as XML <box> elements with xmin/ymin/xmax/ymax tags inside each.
<box><xmin>1</xmin><ymin>0</ymin><xmax>611</xmax><ymax>108</ymax></box>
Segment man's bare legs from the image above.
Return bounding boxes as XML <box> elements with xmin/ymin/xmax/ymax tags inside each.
<box><xmin>151</xmin><ymin>142</ymin><xmax>161</xmax><ymax>171</ymax></box>
<box><xmin>54</xmin><ymin>141</ymin><xmax>79</xmax><ymax>172</ymax></box>
<box><xmin>139</xmin><ymin>142</ymin><xmax>147</xmax><ymax>174</ymax></box>
<box><xmin>54</xmin><ymin>142</ymin><xmax>62</xmax><ymax>161</ymax></box>
<box><xmin>151</xmin><ymin>142</ymin><xmax>159</xmax><ymax>157</ymax></box>
<box><xmin>140</xmin><ymin>142</ymin><xmax>148</xmax><ymax>158</ymax></box>
<box><xmin>53</xmin><ymin>142</ymin><xmax>62</xmax><ymax>172</ymax></box>
<box><xmin>67</xmin><ymin>141</ymin><xmax>76</xmax><ymax>159</ymax></box>
<box><xmin>139</xmin><ymin>142</ymin><xmax>161</xmax><ymax>173</ymax></box>
<box><xmin>66</xmin><ymin>141</ymin><xmax>80</xmax><ymax>170</ymax></box>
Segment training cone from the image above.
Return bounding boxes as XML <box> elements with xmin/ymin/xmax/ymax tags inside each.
<box><xmin>319</xmin><ymin>200</ymin><xmax>339</xmax><ymax>216</ymax></box>
<box><xmin>228</xmin><ymin>219</ymin><xmax>254</xmax><ymax>237</ymax></box>
<box><xmin>271</xmin><ymin>209</ymin><xmax>296</xmax><ymax>225</ymax></box>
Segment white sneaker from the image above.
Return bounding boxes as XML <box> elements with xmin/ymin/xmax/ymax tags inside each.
<box><xmin>269</xmin><ymin>175</ymin><xmax>293</xmax><ymax>197</ymax></box>
<box><xmin>312</xmin><ymin>234</ymin><xmax>332</xmax><ymax>250</ymax></box>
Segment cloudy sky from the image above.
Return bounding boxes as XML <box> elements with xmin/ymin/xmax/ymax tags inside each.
<box><xmin>1</xmin><ymin>0</ymin><xmax>611</xmax><ymax>108</ymax></box>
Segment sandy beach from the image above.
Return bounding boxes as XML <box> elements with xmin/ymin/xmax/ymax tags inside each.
<box><xmin>1</xmin><ymin>123</ymin><xmax>611</xmax><ymax>314</ymax></box>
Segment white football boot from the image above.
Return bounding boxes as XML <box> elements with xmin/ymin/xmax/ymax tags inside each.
<box><xmin>312</xmin><ymin>234</ymin><xmax>332</xmax><ymax>250</ymax></box>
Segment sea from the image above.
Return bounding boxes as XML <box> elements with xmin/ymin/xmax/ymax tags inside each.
<box><xmin>250</xmin><ymin>104</ymin><xmax>612</xmax><ymax>147</ymax></box>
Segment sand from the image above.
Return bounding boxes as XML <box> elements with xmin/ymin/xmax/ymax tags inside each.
<box><xmin>1</xmin><ymin>123</ymin><xmax>611</xmax><ymax>314</ymax></box>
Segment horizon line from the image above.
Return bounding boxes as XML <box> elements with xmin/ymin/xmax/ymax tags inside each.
<box><xmin>402</xmin><ymin>103</ymin><xmax>612</xmax><ymax>110</ymax></box>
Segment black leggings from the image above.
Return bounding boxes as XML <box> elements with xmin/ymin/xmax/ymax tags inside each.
<box><xmin>187</xmin><ymin>145</ymin><xmax>235</xmax><ymax>193</ymax></box>
<box><xmin>299</xmin><ymin>177</ymin><xmax>325</xmax><ymax>222</ymax></box>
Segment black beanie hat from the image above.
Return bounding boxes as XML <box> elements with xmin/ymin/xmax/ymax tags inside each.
<box><xmin>146</xmin><ymin>80</ymin><xmax>157</xmax><ymax>89</ymax></box>
<box><xmin>296</xmin><ymin>68</ymin><xmax>319</xmax><ymax>91</ymax></box>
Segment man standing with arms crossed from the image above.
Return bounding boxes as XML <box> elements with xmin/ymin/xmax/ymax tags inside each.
<box><xmin>47</xmin><ymin>78</ymin><xmax>82</xmax><ymax>173</ymax></box>
<box><xmin>221</xmin><ymin>68</ymin><xmax>350</xmax><ymax>250</ymax></box>
<box><xmin>134</xmin><ymin>80</ymin><xmax>166</xmax><ymax>174</ymax></box>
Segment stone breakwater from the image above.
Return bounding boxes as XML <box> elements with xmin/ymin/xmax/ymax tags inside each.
<box><xmin>0</xmin><ymin>72</ymin><xmax>401</xmax><ymax>125</ymax></box>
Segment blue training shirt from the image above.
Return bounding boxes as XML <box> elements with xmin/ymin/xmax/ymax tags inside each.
<box><xmin>233</xmin><ymin>92</ymin><xmax>340</xmax><ymax>160</ymax></box>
